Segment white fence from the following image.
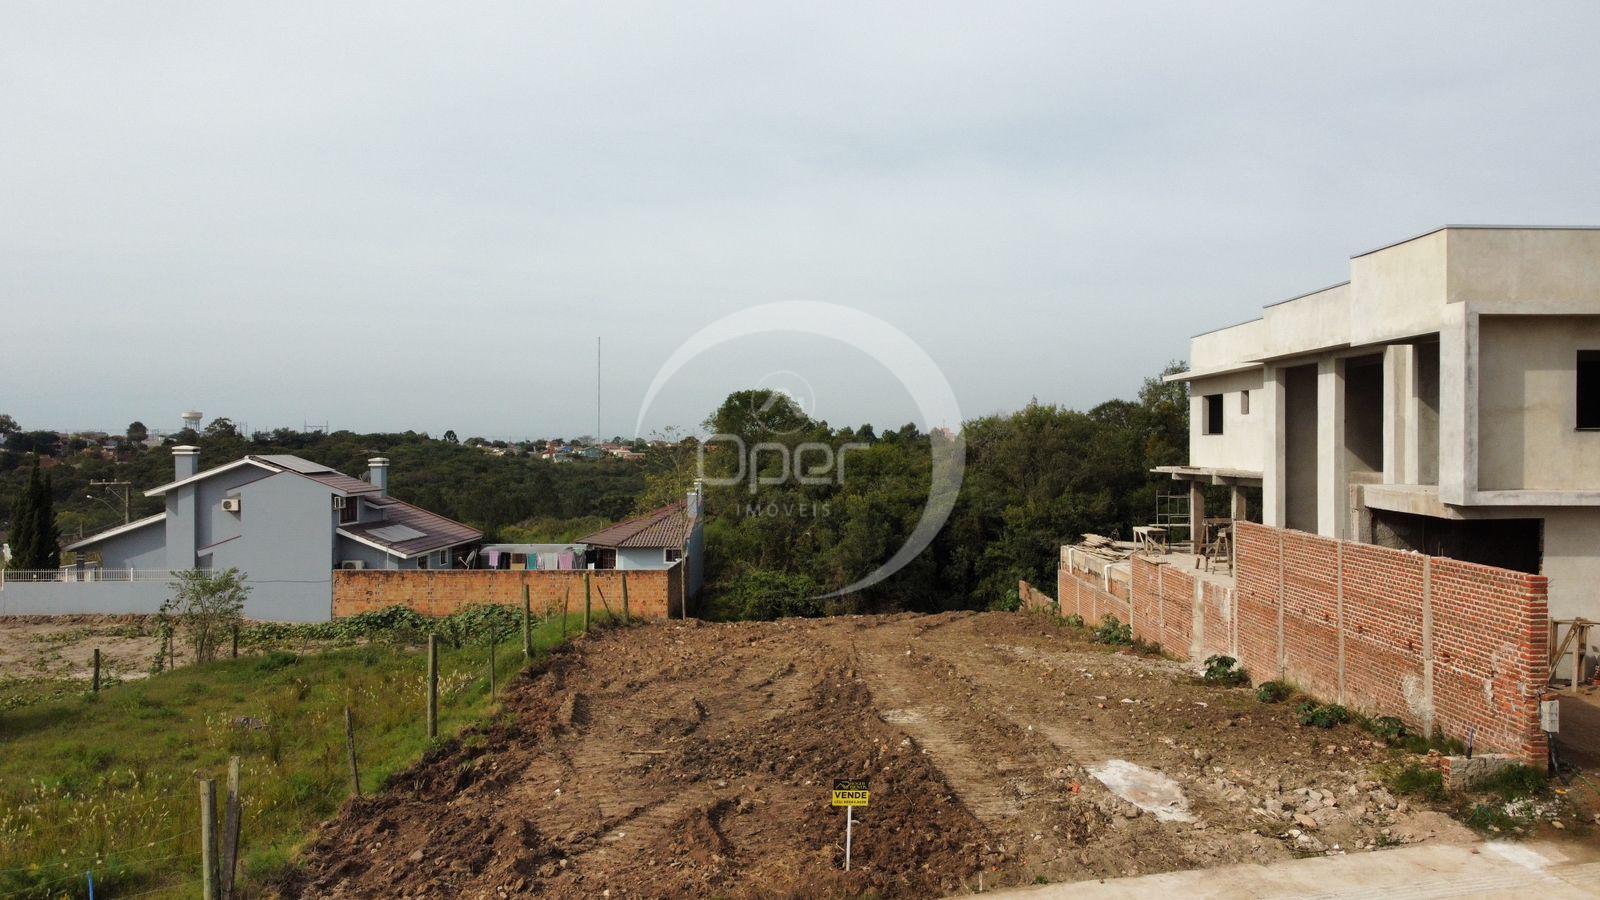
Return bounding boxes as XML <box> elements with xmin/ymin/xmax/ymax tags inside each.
<box><xmin>1</xmin><ymin>569</ymin><xmax>176</xmax><ymax>585</ymax></box>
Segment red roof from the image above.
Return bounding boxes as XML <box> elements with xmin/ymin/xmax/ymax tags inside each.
<box><xmin>578</xmin><ymin>501</ymin><xmax>691</xmax><ymax>549</ymax></box>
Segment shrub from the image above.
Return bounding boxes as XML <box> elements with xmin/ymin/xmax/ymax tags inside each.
<box><xmin>1475</xmin><ymin>764</ymin><xmax>1547</xmax><ymax>802</ymax></box>
<box><xmin>1255</xmin><ymin>680</ymin><xmax>1293</xmax><ymax>703</ymax></box>
<box><xmin>1366</xmin><ymin>715</ymin><xmax>1408</xmax><ymax>743</ymax></box>
<box><xmin>1384</xmin><ymin>761</ymin><xmax>1446</xmax><ymax>802</ymax></box>
<box><xmin>1063</xmin><ymin>614</ymin><xmax>1085</xmax><ymax>629</ymax></box>
<box><xmin>1202</xmin><ymin>655</ymin><xmax>1248</xmax><ymax>685</ymax></box>
<box><xmin>161</xmin><ymin>568</ymin><xmax>250</xmax><ymax>663</ymax></box>
<box><xmin>1092</xmin><ymin>615</ymin><xmax>1132</xmax><ymax>646</ymax></box>
<box><xmin>1295</xmin><ymin>700</ymin><xmax>1350</xmax><ymax>728</ymax></box>
<box><xmin>255</xmin><ymin>651</ymin><xmax>299</xmax><ymax>673</ymax></box>
<box><xmin>991</xmin><ymin>588</ymin><xmax>1022</xmax><ymax>613</ymax></box>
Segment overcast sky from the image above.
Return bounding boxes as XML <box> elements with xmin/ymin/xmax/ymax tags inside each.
<box><xmin>4</xmin><ymin>2</ymin><xmax>1599</xmax><ymax>440</ymax></box>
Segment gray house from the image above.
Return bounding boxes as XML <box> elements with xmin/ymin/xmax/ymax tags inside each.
<box><xmin>577</xmin><ymin>484</ymin><xmax>705</xmax><ymax>597</ymax></box>
<box><xmin>26</xmin><ymin>448</ymin><xmax>481</xmax><ymax>621</ymax></box>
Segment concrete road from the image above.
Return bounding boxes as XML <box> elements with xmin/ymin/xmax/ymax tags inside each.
<box><xmin>983</xmin><ymin>841</ymin><xmax>1600</xmax><ymax>899</ymax></box>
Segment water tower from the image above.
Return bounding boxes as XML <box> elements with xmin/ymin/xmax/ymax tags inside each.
<box><xmin>182</xmin><ymin>410</ymin><xmax>203</xmax><ymax>432</ymax></box>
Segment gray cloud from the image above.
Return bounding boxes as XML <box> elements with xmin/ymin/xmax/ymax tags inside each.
<box><xmin>4</xmin><ymin>1</ymin><xmax>1598</xmax><ymax>437</ymax></box>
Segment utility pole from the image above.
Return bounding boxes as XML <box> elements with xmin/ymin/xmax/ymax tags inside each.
<box><xmin>89</xmin><ymin>480</ymin><xmax>132</xmax><ymax>524</ymax></box>
<box><xmin>596</xmin><ymin>336</ymin><xmax>602</xmax><ymax>441</ymax></box>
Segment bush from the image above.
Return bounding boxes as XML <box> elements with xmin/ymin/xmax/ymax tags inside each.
<box><xmin>1063</xmin><ymin>614</ymin><xmax>1085</xmax><ymax>629</ymax></box>
<box><xmin>1092</xmin><ymin>615</ymin><xmax>1132</xmax><ymax>646</ymax></box>
<box><xmin>1475</xmin><ymin>763</ymin><xmax>1547</xmax><ymax>802</ymax></box>
<box><xmin>1365</xmin><ymin>715</ymin><xmax>1408</xmax><ymax>744</ymax></box>
<box><xmin>1295</xmin><ymin>700</ymin><xmax>1350</xmax><ymax>728</ymax></box>
<box><xmin>1255</xmin><ymin>680</ymin><xmax>1293</xmax><ymax>703</ymax></box>
<box><xmin>1384</xmin><ymin>761</ymin><xmax>1446</xmax><ymax>802</ymax></box>
<box><xmin>161</xmin><ymin>568</ymin><xmax>249</xmax><ymax>663</ymax></box>
<box><xmin>1202</xmin><ymin>655</ymin><xmax>1248</xmax><ymax>685</ymax></box>
<box><xmin>713</xmin><ymin>569</ymin><xmax>827</xmax><ymax>620</ymax></box>
<box><xmin>990</xmin><ymin>587</ymin><xmax>1022</xmax><ymax>613</ymax></box>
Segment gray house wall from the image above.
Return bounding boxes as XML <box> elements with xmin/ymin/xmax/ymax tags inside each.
<box><xmin>336</xmin><ymin>538</ymin><xmax>401</xmax><ymax>570</ymax></box>
<box><xmin>207</xmin><ymin>471</ymin><xmax>338</xmax><ymax>621</ymax></box>
<box><xmin>0</xmin><ymin>580</ymin><xmax>172</xmax><ymax>616</ymax></box>
<box><xmin>84</xmin><ymin>520</ymin><xmax>168</xmax><ymax>569</ymax></box>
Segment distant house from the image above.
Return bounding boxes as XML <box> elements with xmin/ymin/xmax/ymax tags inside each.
<box><xmin>577</xmin><ymin>484</ymin><xmax>705</xmax><ymax>597</ymax></box>
<box><xmin>24</xmin><ymin>448</ymin><xmax>482</xmax><ymax>620</ymax></box>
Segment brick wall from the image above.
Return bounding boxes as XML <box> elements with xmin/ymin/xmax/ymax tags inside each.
<box><xmin>1057</xmin><ymin>523</ymin><xmax>1551</xmax><ymax>765</ymax></box>
<box><xmin>332</xmin><ymin>565</ymin><xmax>684</xmax><ymax>620</ymax></box>
<box><xmin>1018</xmin><ymin>580</ymin><xmax>1056</xmax><ymax>612</ymax></box>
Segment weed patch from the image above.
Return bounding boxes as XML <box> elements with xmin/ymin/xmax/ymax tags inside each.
<box><xmin>1295</xmin><ymin>701</ymin><xmax>1350</xmax><ymax>728</ymax></box>
<box><xmin>1254</xmin><ymin>680</ymin><xmax>1293</xmax><ymax>703</ymax></box>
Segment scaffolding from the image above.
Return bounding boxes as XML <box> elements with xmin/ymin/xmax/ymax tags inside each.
<box><xmin>1155</xmin><ymin>493</ymin><xmax>1192</xmax><ymax>549</ymax></box>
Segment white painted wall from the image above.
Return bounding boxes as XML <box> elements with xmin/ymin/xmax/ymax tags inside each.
<box><xmin>1187</xmin><ymin>370</ymin><xmax>1265</xmax><ymax>471</ymax></box>
<box><xmin>1477</xmin><ymin>314</ymin><xmax>1600</xmax><ymax>492</ymax></box>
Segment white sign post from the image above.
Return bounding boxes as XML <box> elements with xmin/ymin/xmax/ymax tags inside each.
<box><xmin>831</xmin><ymin>778</ymin><xmax>870</xmax><ymax>871</ymax></box>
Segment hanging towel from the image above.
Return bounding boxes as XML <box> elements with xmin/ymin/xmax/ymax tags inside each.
<box><xmin>487</xmin><ymin>550</ymin><xmax>501</xmax><ymax>568</ymax></box>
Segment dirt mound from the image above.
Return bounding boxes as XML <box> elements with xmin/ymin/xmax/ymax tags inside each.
<box><xmin>283</xmin><ymin>621</ymin><xmax>993</xmax><ymax>898</ymax></box>
<box><xmin>285</xmin><ymin>612</ymin><xmax>1480</xmax><ymax>897</ymax></box>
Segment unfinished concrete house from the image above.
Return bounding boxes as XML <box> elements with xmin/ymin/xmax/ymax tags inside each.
<box><xmin>1162</xmin><ymin>225</ymin><xmax>1600</xmax><ymax>624</ymax></box>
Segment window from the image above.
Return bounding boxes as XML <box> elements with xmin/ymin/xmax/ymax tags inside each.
<box><xmin>1203</xmin><ymin>394</ymin><xmax>1224</xmax><ymax>435</ymax></box>
<box><xmin>337</xmin><ymin>497</ymin><xmax>358</xmax><ymax>524</ymax></box>
<box><xmin>437</xmin><ymin>550</ymin><xmax>449</xmax><ymax>568</ymax></box>
<box><xmin>417</xmin><ymin>554</ymin><xmax>428</xmax><ymax>570</ymax></box>
<box><xmin>1240</xmin><ymin>390</ymin><xmax>1251</xmax><ymax>415</ymax></box>
<box><xmin>664</xmin><ymin>547</ymin><xmax>683</xmax><ymax>563</ymax></box>
<box><xmin>1580</xmin><ymin>351</ymin><xmax>1600</xmax><ymax>429</ymax></box>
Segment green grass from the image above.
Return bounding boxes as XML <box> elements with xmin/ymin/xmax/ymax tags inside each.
<box><xmin>0</xmin><ymin>612</ymin><xmax>594</xmax><ymax>899</ymax></box>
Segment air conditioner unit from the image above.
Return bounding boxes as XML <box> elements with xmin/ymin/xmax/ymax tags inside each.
<box><xmin>340</xmin><ymin>560</ymin><xmax>366</xmax><ymax>570</ymax></box>
<box><xmin>332</xmin><ymin>496</ymin><xmax>348</xmax><ymax>510</ymax></box>
<box><xmin>221</xmin><ymin>497</ymin><xmax>242</xmax><ymax>513</ymax></box>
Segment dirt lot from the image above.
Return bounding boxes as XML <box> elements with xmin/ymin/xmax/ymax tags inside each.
<box><xmin>0</xmin><ymin>614</ymin><xmax>170</xmax><ymax>683</ymax></box>
<box><xmin>286</xmin><ymin>611</ymin><xmax>1504</xmax><ymax>898</ymax></box>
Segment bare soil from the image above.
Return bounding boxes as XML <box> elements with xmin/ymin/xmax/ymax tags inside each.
<box><xmin>286</xmin><ymin>612</ymin><xmax>1481</xmax><ymax>898</ymax></box>
<box><xmin>0</xmin><ymin>614</ymin><xmax>170</xmax><ymax>682</ymax></box>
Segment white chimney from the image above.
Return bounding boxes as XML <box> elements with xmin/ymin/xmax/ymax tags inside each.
<box><xmin>368</xmin><ymin>457</ymin><xmax>390</xmax><ymax>495</ymax></box>
<box><xmin>686</xmin><ymin>479</ymin><xmax>703</xmax><ymax>519</ymax></box>
<box><xmin>173</xmin><ymin>445</ymin><xmax>200</xmax><ymax>480</ymax></box>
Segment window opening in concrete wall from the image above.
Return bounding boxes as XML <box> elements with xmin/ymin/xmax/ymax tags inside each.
<box><xmin>1578</xmin><ymin>350</ymin><xmax>1600</xmax><ymax>429</ymax></box>
<box><xmin>1203</xmin><ymin>394</ymin><xmax>1224</xmax><ymax>435</ymax></box>
<box><xmin>1240</xmin><ymin>390</ymin><xmax>1250</xmax><ymax>415</ymax></box>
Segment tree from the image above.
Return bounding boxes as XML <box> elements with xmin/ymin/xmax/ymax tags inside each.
<box><xmin>442</xmin><ymin>430</ymin><xmax>459</xmax><ymax>444</ymax></box>
<box><xmin>161</xmin><ymin>568</ymin><xmax>249</xmax><ymax>663</ymax></box>
<box><xmin>7</xmin><ymin>462</ymin><xmax>60</xmax><ymax>571</ymax></box>
<box><xmin>0</xmin><ymin>414</ymin><xmax>16</xmax><ymax>437</ymax></box>
<box><xmin>126</xmin><ymin>421</ymin><xmax>148</xmax><ymax>443</ymax></box>
<box><xmin>204</xmin><ymin>417</ymin><xmax>238</xmax><ymax>438</ymax></box>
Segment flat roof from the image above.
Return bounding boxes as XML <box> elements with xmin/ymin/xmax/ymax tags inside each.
<box><xmin>1350</xmin><ymin>224</ymin><xmax>1600</xmax><ymax>260</ymax></box>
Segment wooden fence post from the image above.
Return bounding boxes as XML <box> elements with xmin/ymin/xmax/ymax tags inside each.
<box><xmin>344</xmin><ymin>708</ymin><xmax>361</xmax><ymax>798</ymax></box>
<box><xmin>199</xmin><ymin>778</ymin><xmax>218</xmax><ymax>900</ymax></box>
<box><xmin>230</xmin><ymin>624</ymin><xmax>238</xmax><ymax>659</ymax></box>
<box><xmin>621</xmin><ymin>571</ymin><xmax>631</xmax><ymax>624</ymax></box>
<box><xmin>426</xmin><ymin>634</ymin><xmax>439</xmax><ymax>740</ymax></box>
<box><xmin>92</xmin><ymin>648</ymin><xmax>101</xmax><ymax>693</ymax></box>
<box><xmin>522</xmin><ymin>585</ymin><xmax>533</xmax><ymax>659</ymax></box>
<box><xmin>488</xmin><ymin>634</ymin><xmax>497</xmax><ymax>698</ymax></box>
<box><xmin>222</xmin><ymin>757</ymin><xmax>241</xmax><ymax>900</ymax></box>
<box><xmin>561</xmin><ymin>586</ymin><xmax>570</xmax><ymax>640</ymax></box>
<box><xmin>584</xmin><ymin>571</ymin><xmax>592</xmax><ymax>633</ymax></box>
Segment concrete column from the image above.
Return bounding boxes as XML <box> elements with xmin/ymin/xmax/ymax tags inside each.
<box><xmin>1316</xmin><ymin>356</ymin><xmax>1346</xmax><ymax>539</ymax></box>
<box><xmin>1382</xmin><ymin>344</ymin><xmax>1418</xmax><ymax>484</ymax></box>
<box><xmin>1188</xmin><ymin>479</ymin><xmax>1207</xmax><ymax>553</ymax></box>
<box><xmin>1229</xmin><ymin>485</ymin><xmax>1248</xmax><ymax>521</ymax></box>
<box><xmin>1261</xmin><ymin>366</ymin><xmax>1287</xmax><ymax>527</ymax></box>
<box><xmin>1438</xmin><ymin>305</ymin><xmax>1477</xmax><ymax>505</ymax></box>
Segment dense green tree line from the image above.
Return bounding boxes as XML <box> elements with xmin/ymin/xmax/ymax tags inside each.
<box><xmin>2</xmin><ymin>365</ymin><xmax>1186</xmax><ymax>613</ymax></box>
<box><xmin>0</xmin><ymin>427</ymin><xmax>648</xmax><ymax>545</ymax></box>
